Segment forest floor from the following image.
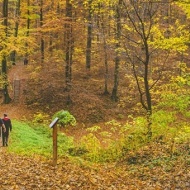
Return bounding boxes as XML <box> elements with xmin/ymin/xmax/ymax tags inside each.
<box><xmin>0</xmin><ymin>143</ymin><xmax>190</xmax><ymax>189</ymax></box>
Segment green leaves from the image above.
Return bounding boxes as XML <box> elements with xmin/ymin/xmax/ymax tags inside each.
<box><xmin>149</xmin><ymin>22</ymin><xmax>189</xmax><ymax>53</ymax></box>
<box><xmin>53</xmin><ymin>110</ymin><xmax>76</xmax><ymax>127</ymax></box>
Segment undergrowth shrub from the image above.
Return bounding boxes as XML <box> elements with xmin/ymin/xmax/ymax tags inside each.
<box><xmin>158</xmin><ymin>74</ymin><xmax>190</xmax><ymax>116</ymax></box>
<box><xmin>75</xmin><ymin>108</ymin><xmax>190</xmax><ymax>163</ymax></box>
<box><xmin>75</xmin><ymin>119</ymin><xmax>149</xmax><ymax>163</ymax></box>
<box><xmin>32</xmin><ymin>111</ymin><xmax>50</xmax><ymax>124</ymax></box>
<box><xmin>64</xmin><ymin>89</ymin><xmax>188</xmax><ymax>163</ymax></box>
<box><xmin>151</xmin><ymin>110</ymin><xmax>176</xmax><ymax>140</ymax></box>
<box><xmin>53</xmin><ymin>110</ymin><xmax>76</xmax><ymax>127</ymax></box>
<box><xmin>153</xmin><ymin>74</ymin><xmax>190</xmax><ymax>156</ymax></box>
<box><xmin>80</xmin><ymin>133</ymin><xmax>101</xmax><ymax>162</ymax></box>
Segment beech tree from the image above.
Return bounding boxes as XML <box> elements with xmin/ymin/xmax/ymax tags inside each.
<box><xmin>85</xmin><ymin>0</ymin><xmax>93</xmax><ymax>70</ymax></box>
<box><xmin>2</xmin><ymin>0</ymin><xmax>11</xmax><ymax>103</ymax></box>
<box><xmin>120</xmin><ymin>0</ymin><xmax>189</xmax><ymax>137</ymax></box>
<box><xmin>99</xmin><ymin>4</ymin><xmax>110</xmax><ymax>95</ymax></box>
<box><xmin>121</xmin><ymin>0</ymin><xmax>164</xmax><ymax>137</ymax></box>
<box><xmin>10</xmin><ymin>0</ymin><xmax>20</xmax><ymax>65</ymax></box>
<box><xmin>65</xmin><ymin>0</ymin><xmax>73</xmax><ymax>104</ymax></box>
<box><xmin>40</xmin><ymin>0</ymin><xmax>44</xmax><ymax>62</ymax></box>
<box><xmin>111</xmin><ymin>0</ymin><xmax>122</xmax><ymax>102</ymax></box>
<box><xmin>25</xmin><ymin>0</ymin><xmax>30</xmax><ymax>60</ymax></box>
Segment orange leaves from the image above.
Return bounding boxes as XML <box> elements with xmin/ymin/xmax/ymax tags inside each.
<box><xmin>0</xmin><ymin>146</ymin><xmax>190</xmax><ymax>189</ymax></box>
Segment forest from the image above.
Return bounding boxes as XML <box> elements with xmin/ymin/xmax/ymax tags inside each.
<box><xmin>0</xmin><ymin>0</ymin><xmax>190</xmax><ymax>189</ymax></box>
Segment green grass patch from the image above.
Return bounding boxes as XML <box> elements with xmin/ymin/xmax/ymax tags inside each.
<box><xmin>8</xmin><ymin>120</ymin><xmax>74</xmax><ymax>158</ymax></box>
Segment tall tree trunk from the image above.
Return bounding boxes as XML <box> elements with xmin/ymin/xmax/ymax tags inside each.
<box><xmin>85</xmin><ymin>0</ymin><xmax>92</xmax><ymax>70</ymax></box>
<box><xmin>65</xmin><ymin>0</ymin><xmax>73</xmax><ymax>104</ymax></box>
<box><xmin>2</xmin><ymin>57</ymin><xmax>11</xmax><ymax>104</ymax></box>
<box><xmin>25</xmin><ymin>0</ymin><xmax>30</xmax><ymax>61</ymax></box>
<box><xmin>40</xmin><ymin>0</ymin><xmax>44</xmax><ymax>63</ymax></box>
<box><xmin>2</xmin><ymin>0</ymin><xmax>11</xmax><ymax>104</ymax></box>
<box><xmin>122</xmin><ymin>0</ymin><xmax>157</xmax><ymax>138</ymax></box>
<box><xmin>10</xmin><ymin>0</ymin><xmax>20</xmax><ymax>65</ymax></box>
<box><xmin>97</xmin><ymin>3</ymin><xmax>109</xmax><ymax>95</ymax></box>
<box><xmin>101</xmin><ymin>16</ymin><xmax>109</xmax><ymax>95</ymax></box>
<box><xmin>103</xmin><ymin>35</ymin><xmax>109</xmax><ymax>95</ymax></box>
<box><xmin>49</xmin><ymin>0</ymin><xmax>54</xmax><ymax>56</ymax></box>
<box><xmin>111</xmin><ymin>0</ymin><xmax>122</xmax><ymax>102</ymax></box>
<box><xmin>144</xmin><ymin>41</ymin><xmax>152</xmax><ymax>138</ymax></box>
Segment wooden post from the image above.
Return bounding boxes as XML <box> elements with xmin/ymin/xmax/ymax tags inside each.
<box><xmin>53</xmin><ymin>124</ymin><xmax>57</xmax><ymax>166</ymax></box>
<box><xmin>49</xmin><ymin>117</ymin><xmax>59</xmax><ymax>166</ymax></box>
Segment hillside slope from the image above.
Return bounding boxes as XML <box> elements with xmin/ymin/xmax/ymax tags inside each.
<box><xmin>0</xmin><ymin>62</ymin><xmax>189</xmax><ymax>190</ymax></box>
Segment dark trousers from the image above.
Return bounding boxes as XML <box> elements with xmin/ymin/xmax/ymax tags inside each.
<box><xmin>2</xmin><ymin>132</ymin><xmax>9</xmax><ymax>146</ymax></box>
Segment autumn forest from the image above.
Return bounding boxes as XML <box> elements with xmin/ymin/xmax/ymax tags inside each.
<box><xmin>0</xmin><ymin>0</ymin><xmax>190</xmax><ymax>189</ymax></box>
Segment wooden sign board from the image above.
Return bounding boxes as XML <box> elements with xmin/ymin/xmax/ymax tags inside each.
<box><xmin>49</xmin><ymin>117</ymin><xmax>59</xmax><ymax>128</ymax></box>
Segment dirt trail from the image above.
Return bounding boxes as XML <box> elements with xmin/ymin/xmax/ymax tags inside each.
<box><xmin>1</xmin><ymin>62</ymin><xmax>31</xmax><ymax>119</ymax></box>
<box><xmin>0</xmin><ymin>103</ymin><xmax>31</xmax><ymax>120</ymax></box>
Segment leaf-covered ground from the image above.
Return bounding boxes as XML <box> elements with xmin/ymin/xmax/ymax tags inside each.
<box><xmin>0</xmin><ymin>147</ymin><xmax>190</xmax><ymax>190</ymax></box>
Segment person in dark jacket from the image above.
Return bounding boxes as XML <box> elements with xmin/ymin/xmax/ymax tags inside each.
<box><xmin>2</xmin><ymin>114</ymin><xmax>12</xmax><ymax>146</ymax></box>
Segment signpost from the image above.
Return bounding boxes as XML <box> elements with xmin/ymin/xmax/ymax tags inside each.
<box><xmin>49</xmin><ymin>117</ymin><xmax>59</xmax><ymax>166</ymax></box>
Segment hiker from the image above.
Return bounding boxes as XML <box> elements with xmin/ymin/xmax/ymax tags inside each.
<box><xmin>2</xmin><ymin>114</ymin><xmax>12</xmax><ymax>146</ymax></box>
